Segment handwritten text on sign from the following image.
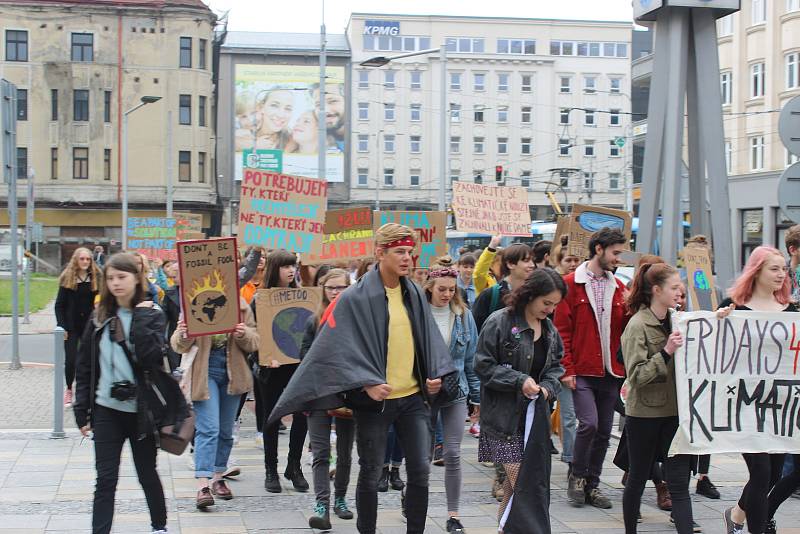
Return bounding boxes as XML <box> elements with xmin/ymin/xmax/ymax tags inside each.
<box><xmin>375</xmin><ymin>211</ymin><xmax>447</xmax><ymax>268</ymax></box>
<box><xmin>303</xmin><ymin>207</ymin><xmax>374</xmax><ymax>264</ymax></box>
<box><xmin>673</xmin><ymin>310</ymin><xmax>800</xmax><ymax>455</ymax></box>
<box><xmin>238</xmin><ymin>169</ymin><xmax>327</xmax><ymax>256</ymax></box>
<box><xmin>451</xmin><ymin>182</ymin><xmax>532</xmax><ymax>236</ymax></box>
<box><xmin>127</xmin><ymin>217</ymin><xmax>177</xmax><ymax>260</ymax></box>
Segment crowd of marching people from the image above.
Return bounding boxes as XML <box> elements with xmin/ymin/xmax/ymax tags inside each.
<box><xmin>56</xmin><ymin>221</ymin><xmax>800</xmax><ymax>534</ymax></box>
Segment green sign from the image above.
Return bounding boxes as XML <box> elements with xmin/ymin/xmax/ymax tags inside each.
<box><xmin>614</xmin><ymin>137</ymin><xmax>626</xmax><ymax>148</ymax></box>
<box><xmin>243</xmin><ymin>149</ymin><xmax>282</xmax><ymax>172</ymax></box>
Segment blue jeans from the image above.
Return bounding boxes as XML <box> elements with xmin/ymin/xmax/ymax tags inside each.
<box><xmin>384</xmin><ymin>424</ymin><xmax>404</xmax><ymax>467</ymax></box>
<box><xmin>193</xmin><ymin>348</ymin><xmax>240</xmax><ymax>479</ymax></box>
<box><xmin>557</xmin><ymin>386</ymin><xmax>577</xmax><ymax>463</ymax></box>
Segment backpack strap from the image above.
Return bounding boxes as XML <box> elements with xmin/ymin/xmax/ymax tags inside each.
<box><xmin>489</xmin><ymin>283</ymin><xmax>502</xmax><ymax>314</ymax></box>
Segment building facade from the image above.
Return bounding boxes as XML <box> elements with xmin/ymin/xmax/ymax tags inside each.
<box><xmin>0</xmin><ymin>0</ymin><xmax>217</xmax><ymax>267</ymax></box>
<box><xmin>347</xmin><ymin>13</ymin><xmax>632</xmax><ymax>218</ymax></box>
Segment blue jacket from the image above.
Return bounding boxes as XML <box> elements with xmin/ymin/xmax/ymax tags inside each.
<box><xmin>445</xmin><ymin>309</ymin><xmax>481</xmax><ymax>406</ymax></box>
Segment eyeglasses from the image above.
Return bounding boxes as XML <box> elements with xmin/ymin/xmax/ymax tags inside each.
<box><xmin>324</xmin><ymin>285</ymin><xmax>348</xmax><ymax>292</ymax></box>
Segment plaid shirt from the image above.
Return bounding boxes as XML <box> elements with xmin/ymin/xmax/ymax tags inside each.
<box><xmin>586</xmin><ymin>268</ymin><xmax>608</xmax><ymax>327</ymax></box>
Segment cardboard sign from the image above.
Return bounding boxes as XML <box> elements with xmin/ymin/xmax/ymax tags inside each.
<box><xmin>181</xmin><ymin>231</ymin><xmax>206</xmax><ymax>240</ymax></box>
<box><xmin>552</xmin><ymin>215</ymin><xmax>572</xmax><ymax>249</ymax></box>
<box><xmin>673</xmin><ymin>310</ymin><xmax>800</xmax><ymax>455</ymax></box>
<box><xmin>683</xmin><ymin>246</ymin><xmax>718</xmax><ymax>311</ymax></box>
<box><xmin>255</xmin><ymin>287</ymin><xmax>323</xmax><ymax>365</ymax></box>
<box><xmin>176</xmin><ymin>237</ymin><xmax>241</xmax><ymax>336</ymax></box>
<box><xmin>567</xmin><ymin>205</ymin><xmax>632</xmax><ymax>260</ymax></box>
<box><xmin>238</xmin><ymin>169</ymin><xmax>327</xmax><ymax>256</ymax></box>
<box><xmin>374</xmin><ymin>211</ymin><xmax>447</xmax><ymax>268</ymax></box>
<box><xmin>175</xmin><ymin>212</ymin><xmax>203</xmax><ymax>239</ymax></box>
<box><xmin>127</xmin><ymin>217</ymin><xmax>177</xmax><ymax>260</ymax></box>
<box><xmin>303</xmin><ymin>207</ymin><xmax>375</xmax><ymax>265</ymax></box>
<box><xmin>451</xmin><ymin>182</ymin><xmax>532</xmax><ymax>236</ymax></box>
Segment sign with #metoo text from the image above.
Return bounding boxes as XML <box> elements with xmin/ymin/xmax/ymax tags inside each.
<box><xmin>672</xmin><ymin>310</ymin><xmax>800</xmax><ymax>455</ymax></box>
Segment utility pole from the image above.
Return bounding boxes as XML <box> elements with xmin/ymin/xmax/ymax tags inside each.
<box><xmin>2</xmin><ymin>79</ymin><xmax>21</xmax><ymax>370</ymax></box>
<box><xmin>318</xmin><ymin>0</ymin><xmax>327</xmax><ymax>190</ymax></box>
<box><xmin>23</xmin><ymin>167</ymin><xmax>33</xmax><ymax>324</ymax></box>
<box><xmin>166</xmin><ymin>110</ymin><xmax>173</xmax><ymax>217</ymax></box>
<box><xmin>438</xmin><ymin>47</ymin><xmax>447</xmax><ymax>212</ymax></box>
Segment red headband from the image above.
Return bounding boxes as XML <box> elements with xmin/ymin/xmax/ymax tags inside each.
<box><xmin>381</xmin><ymin>236</ymin><xmax>416</xmax><ymax>249</ymax></box>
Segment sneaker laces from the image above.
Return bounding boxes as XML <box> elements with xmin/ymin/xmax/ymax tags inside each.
<box><xmin>334</xmin><ymin>497</ymin><xmax>350</xmax><ymax>512</ymax></box>
<box><xmin>314</xmin><ymin>502</ymin><xmax>327</xmax><ymax>517</ymax></box>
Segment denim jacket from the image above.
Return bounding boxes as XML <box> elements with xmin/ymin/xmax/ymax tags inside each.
<box><xmin>443</xmin><ymin>309</ymin><xmax>481</xmax><ymax>407</ymax></box>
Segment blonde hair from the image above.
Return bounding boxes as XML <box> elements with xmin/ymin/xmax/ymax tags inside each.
<box><xmin>424</xmin><ymin>257</ymin><xmax>466</xmax><ymax>316</ymax></box>
<box><xmin>314</xmin><ymin>268</ymin><xmax>350</xmax><ymax>324</ymax></box>
<box><xmin>59</xmin><ymin>247</ymin><xmax>101</xmax><ymax>292</ymax></box>
<box><xmin>375</xmin><ymin>223</ymin><xmax>414</xmax><ymax>248</ymax></box>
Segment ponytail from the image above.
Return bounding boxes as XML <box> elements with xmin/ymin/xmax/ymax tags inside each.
<box><xmin>626</xmin><ymin>262</ymin><xmax>678</xmax><ymax>314</ymax></box>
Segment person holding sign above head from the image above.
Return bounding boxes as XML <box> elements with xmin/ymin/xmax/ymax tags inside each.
<box><xmin>721</xmin><ymin>246</ymin><xmax>797</xmax><ymax>534</ymax></box>
<box><xmin>473</xmin><ymin>235</ymin><xmax>504</xmax><ymax>295</ymax></box>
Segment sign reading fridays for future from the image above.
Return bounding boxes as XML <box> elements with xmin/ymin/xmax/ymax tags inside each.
<box><xmin>238</xmin><ymin>169</ymin><xmax>327</xmax><ymax>256</ymax></box>
<box><xmin>672</xmin><ymin>311</ymin><xmax>800</xmax><ymax>455</ymax></box>
<box><xmin>450</xmin><ymin>182</ymin><xmax>532</xmax><ymax>236</ymax></box>
<box><xmin>127</xmin><ymin>217</ymin><xmax>177</xmax><ymax>260</ymax></box>
<box><xmin>374</xmin><ymin>211</ymin><xmax>447</xmax><ymax>268</ymax></box>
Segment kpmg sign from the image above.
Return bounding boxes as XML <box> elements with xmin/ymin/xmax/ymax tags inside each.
<box><xmin>363</xmin><ymin>20</ymin><xmax>401</xmax><ymax>36</ymax></box>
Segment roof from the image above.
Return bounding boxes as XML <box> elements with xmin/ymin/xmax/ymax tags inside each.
<box><xmin>222</xmin><ymin>31</ymin><xmax>350</xmax><ymax>55</ymax></box>
<box><xmin>0</xmin><ymin>0</ymin><xmax>212</xmax><ymax>10</ymax></box>
<box><xmin>349</xmin><ymin>12</ymin><xmax>631</xmax><ymax>26</ymax></box>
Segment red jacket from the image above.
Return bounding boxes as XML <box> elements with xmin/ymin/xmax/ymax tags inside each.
<box><xmin>554</xmin><ymin>264</ymin><xmax>630</xmax><ymax>378</ymax></box>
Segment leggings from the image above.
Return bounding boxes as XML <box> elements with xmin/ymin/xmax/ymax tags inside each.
<box><xmin>739</xmin><ymin>453</ymin><xmax>784</xmax><ymax>533</ymax></box>
<box><xmin>258</xmin><ymin>364</ymin><xmax>307</xmax><ymax>469</ymax></box>
<box><xmin>431</xmin><ymin>400</ymin><xmax>468</xmax><ymax>513</ymax></box>
<box><xmin>65</xmin><ymin>331</ymin><xmax>80</xmax><ymax>388</ymax></box>
<box><xmin>768</xmin><ymin>454</ymin><xmax>800</xmax><ymax>520</ymax></box>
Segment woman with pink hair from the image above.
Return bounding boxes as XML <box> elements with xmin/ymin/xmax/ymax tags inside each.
<box><xmin>721</xmin><ymin>246</ymin><xmax>797</xmax><ymax>534</ymax></box>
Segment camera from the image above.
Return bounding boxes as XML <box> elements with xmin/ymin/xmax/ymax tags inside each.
<box><xmin>110</xmin><ymin>380</ymin><xmax>137</xmax><ymax>401</ymax></box>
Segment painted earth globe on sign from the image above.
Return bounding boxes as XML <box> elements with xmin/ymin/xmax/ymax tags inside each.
<box><xmin>188</xmin><ymin>270</ymin><xmax>232</xmax><ymax>326</ymax></box>
<box><xmin>272</xmin><ymin>307</ymin><xmax>313</xmax><ymax>358</ymax></box>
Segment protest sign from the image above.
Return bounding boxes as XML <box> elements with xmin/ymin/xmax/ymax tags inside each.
<box><xmin>174</xmin><ymin>212</ymin><xmax>203</xmax><ymax>239</ymax></box>
<box><xmin>673</xmin><ymin>310</ymin><xmax>800</xmax><ymax>455</ymax></box>
<box><xmin>451</xmin><ymin>182</ymin><xmax>532</xmax><ymax>236</ymax></box>
<box><xmin>374</xmin><ymin>211</ymin><xmax>447</xmax><ymax>268</ymax></box>
<box><xmin>255</xmin><ymin>287</ymin><xmax>323</xmax><ymax>365</ymax></box>
<box><xmin>177</xmin><ymin>237</ymin><xmax>241</xmax><ymax>337</ymax></box>
<box><xmin>683</xmin><ymin>246</ymin><xmax>718</xmax><ymax>311</ymax></box>
<box><xmin>127</xmin><ymin>217</ymin><xmax>177</xmax><ymax>260</ymax></box>
<box><xmin>238</xmin><ymin>169</ymin><xmax>327</xmax><ymax>256</ymax></box>
<box><xmin>303</xmin><ymin>207</ymin><xmax>375</xmax><ymax>264</ymax></box>
<box><xmin>566</xmin><ymin>205</ymin><xmax>632</xmax><ymax>260</ymax></box>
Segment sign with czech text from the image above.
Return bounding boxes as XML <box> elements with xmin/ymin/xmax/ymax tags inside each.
<box><xmin>374</xmin><ymin>211</ymin><xmax>447</xmax><ymax>269</ymax></box>
<box><xmin>451</xmin><ymin>182</ymin><xmax>532</xmax><ymax>236</ymax></box>
<box><xmin>303</xmin><ymin>207</ymin><xmax>375</xmax><ymax>265</ymax></box>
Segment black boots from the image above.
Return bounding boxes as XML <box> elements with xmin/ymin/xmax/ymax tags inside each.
<box><xmin>264</xmin><ymin>465</ymin><xmax>281</xmax><ymax>493</ymax></box>
<box><xmin>284</xmin><ymin>462</ymin><xmax>309</xmax><ymax>492</ymax></box>
<box><xmin>377</xmin><ymin>466</ymin><xmax>389</xmax><ymax>492</ymax></box>
<box><xmin>389</xmin><ymin>467</ymin><xmax>405</xmax><ymax>491</ymax></box>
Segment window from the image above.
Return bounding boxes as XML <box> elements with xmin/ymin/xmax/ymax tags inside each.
<box><xmin>559</xmin><ymin>138</ymin><xmax>571</xmax><ymax>156</ymax></box>
<box><xmin>104</xmin><ymin>149</ymin><xmax>111</xmax><ymax>181</ymax></box>
<box><xmin>590</xmin><ymin>43</ymin><xmax>601</xmax><ymax>56</ymax></box>
<box><xmin>364</xmin><ymin>34</ymin><xmax>430</xmax><ymax>52</ymax></box>
<box><xmin>610</xmin><ymin>109</ymin><xmax>621</xmax><ymax>126</ymax></box>
<box><xmin>610</xmin><ymin>77</ymin><xmax>622</xmax><ymax>93</ymax></box>
<box><xmin>445</xmin><ymin>37</ymin><xmax>485</xmax><ymax>53</ymax></box>
<box><xmin>450</xmin><ymin>103</ymin><xmax>462</xmax><ymax>123</ymax></box>
<box><xmin>450</xmin><ymin>72</ymin><xmax>462</xmax><ymax>90</ymax></box>
<box><xmin>179</xmin><ymin>94</ymin><xmax>191</xmax><ymax>125</ymax></box>
<box><xmin>73</xmin><ymin>90</ymin><xmax>89</xmax><ymax>121</ymax></box>
<box><xmin>721</xmin><ymin>71</ymin><xmax>733</xmax><ymax>104</ymax></box>
<box><xmin>358</xmin><ymin>70</ymin><xmax>369</xmax><ymax>89</ymax></box>
<box><xmin>521</xmin><ymin>106</ymin><xmax>532</xmax><ymax>124</ymax></box>
<box><xmin>583</xmin><ymin>76</ymin><xmax>597</xmax><ymax>94</ymax></box>
<box><xmin>410</xmin><ymin>135</ymin><xmax>421</xmax><ymax>153</ymax></box>
<box><xmin>473</xmin><ymin>171</ymin><xmax>483</xmax><ymax>184</ymax></box>
<box><xmin>752</xmin><ymin>0</ymin><xmax>766</xmax><ymax>24</ymax></box>
<box><xmin>751</xmin><ymin>62</ymin><xmax>765</xmax><ymax>97</ymax></box>
<box><xmin>450</xmin><ymin>136</ymin><xmax>461</xmax><ymax>153</ymax></box>
<box><xmin>725</xmin><ymin>140</ymin><xmax>733</xmax><ymax>172</ymax></box>
<box><xmin>410</xmin><ymin>70</ymin><xmax>422</xmax><ymax>90</ymax></box>
<box><xmin>521</xmin><ymin>171</ymin><xmax>531</xmax><ymax>188</ymax></box>
<box><xmin>198</xmin><ymin>39</ymin><xmax>207</xmax><ymax>69</ymax></box>
<box><xmin>50</xmin><ymin>148</ymin><xmax>58</xmax><ymax>180</ymax></box>
<box><xmin>410</xmin><ymin>104</ymin><xmax>421</xmax><ymax>121</ymax></box>
<box><xmin>384</xmin><ymin>103</ymin><xmax>395</xmax><ymax>121</ymax></box>
<box><xmin>497</xmin><ymin>38</ymin><xmax>536</xmax><ymax>55</ymax></box>
<box><xmin>384</xmin><ymin>134</ymin><xmax>395</xmax><ymax>153</ymax></box>
<box><xmin>560</xmin><ymin>108</ymin><xmax>570</xmax><ymax>124</ymax></box>
<box><xmin>473</xmin><ymin>105</ymin><xmax>485</xmax><ymax>123</ymax></box>
<box><xmin>198</xmin><ymin>152</ymin><xmax>206</xmax><ymax>183</ymax></box>
<box><xmin>358</xmin><ymin>102</ymin><xmax>369</xmax><ymax>120</ymax></box>
<box><xmin>609</xmin><ymin>173</ymin><xmax>621</xmax><ymax>191</ymax></box>
<box><xmin>198</xmin><ymin>95</ymin><xmax>207</xmax><ymax>127</ymax></box>
<box><xmin>560</xmin><ymin>76</ymin><xmax>571</xmax><ymax>93</ymax></box>
<box><xmin>16</xmin><ymin>147</ymin><xmax>27</xmax><ymax>179</ymax></box>
<box><xmin>497</xmin><ymin>106</ymin><xmax>508</xmax><ymax>123</ymax></box>
<box><xmin>585</xmin><ymin>109</ymin><xmax>596</xmax><ymax>126</ymax></box>
<box><xmin>383</xmin><ymin>169</ymin><xmax>394</xmax><ymax>186</ymax></box>
<box><xmin>179</xmin><ymin>151</ymin><xmax>191</xmax><ymax>181</ymax></box>
<box><xmin>450</xmin><ymin>174</ymin><xmax>459</xmax><ymax>184</ymax></box>
<box><xmin>789</xmin><ymin>0</ymin><xmax>800</xmax><ymax>11</ymax></box>
<box><xmin>384</xmin><ymin>70</ymin><xmax>396</xmax><ymax>89</ymax></box>
<box><xmin>521</xmin><ymin>137</ymin><xmax>532</xmax><ymax>155</ymax></box>
<box><xmin>750</xmin><ymin>135</ymin><xmax>765</xmax><ymax>170</ymax></box>
<box><xmin>71</xmin><ymin>33</ymin><xmax>93</xmax><ymax>62</ymax></box>
<box><xmin>103</xmin><ymin>90</ymin><xmax>111</xmax><ymax>123</ymax></box>
<box><xmin>498</xmin><ymin>137</ymin><xmax>508</xmax><ymax>154</ymax></box>
<box><xmin>5</xmin><ymin>30</ymin><xmax>28</xmax><ymax>61</ymax></box>
<box><xmin>357</xmin><ymin>168</ymin><xmax>368</xmax><ymax>187</ymax></box>
<box><xmin>16</xmin><ymin>89</ymin><xmax>27</xmax><ymax>121</ymax></box>
<box><xmin>179</xmin><ymin>37</ymin><xmax>192</xmax><ymax>68</ymax></box>
<box><xmin>498</xmin><ymin>73</ymin><xmax>510</xmax><ymax>92</ymax></box>
<box><xmin>585</xmin><ymin>140</ymin><xmax>595</xmax><ymax>157</ymax></box>
<box><xmin>473</xmin><ymin>73</ymin><xmax>486</xmax><ymax>91</ymax></box>
<box><xmin>559</xmin><ymin>170</ymin><xmax>570</xmax><ymax>188</ymax></box>
<box><xmin>521</xmin><ymin>74</ymin><xmax>532</xmax><ymax>93</ymax></box>
<box><xmin>357</xmin><ymin>134</ymin><xmax>369</xmax><ymax>152</ymax></box>
<box><xmin>583</xmin><ymin>172</ymin><xmax>595</xmax><ymax>191</ymax></box>
<box><xmin>719</xmin><ymin>14</ymin><xmax>734</xmax><ymax>35</ymax></box>
<box><xmin>473</xmin><ymin>137</ymin><xmax>485</xmax><ymax>153</ymax></box>
<box><xmin>73</xmin><ymin>147</ymin><xmax>88</xmax><ymax>179</ymax></box>
<box><xmin>410</xmin><ymin>172</ymin><xmax>420</xmax><ymax>187</ymax></box>
<box><xmin>787</xmin><ymin>53</ymin><xmax>799</xmax><ymax>89</ymax></box>
<box><xmin>610</xmin><ymin>141</ymin><xmax>620</xmax><ymax>157</ymax></box>
<box><xmin>51</xmin><ymin>89</ymin><xmax>58</xmax><ymax>121</ymax></box>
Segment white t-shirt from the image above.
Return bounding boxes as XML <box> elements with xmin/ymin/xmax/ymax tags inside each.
<box><xmin>431</xmin><ymin>304</ymin><xmax>454</xmax><ymax>346</ymax></box>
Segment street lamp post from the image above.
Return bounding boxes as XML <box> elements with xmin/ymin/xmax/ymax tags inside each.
<box><xmin>121</xmin><ymin>96</ymin><xmax>161</xmax><ymax>250</ymax></box>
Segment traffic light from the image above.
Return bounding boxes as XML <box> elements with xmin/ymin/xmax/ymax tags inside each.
<box><xmin>495</xmin><ymin>165</ymin><xmax>503</xmax><ymax>182</ymax></box>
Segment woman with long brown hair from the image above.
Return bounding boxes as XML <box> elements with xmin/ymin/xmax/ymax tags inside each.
<box><xmin>55</xmin><ymin>247</ymin><xmax>101</xmax><ymax>406</ymax></box>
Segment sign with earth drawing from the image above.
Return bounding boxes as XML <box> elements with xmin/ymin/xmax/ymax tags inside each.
<box><xmin>682</xmin><ymin>245</ymin><xmax>718</xmax><ymax>311</ymax></box>
<box><xmin>256</xmin><ymin>287</ymin><xmax>323</xmax><ymax>365</ymax></box>
<box><xmin>177</xmin><ymin>237</ymin><xmax>241</xmax><ymax>337</ymax></box>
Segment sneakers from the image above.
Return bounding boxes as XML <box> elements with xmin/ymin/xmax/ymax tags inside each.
<box><xmin>196</xmin><ymin>486</ymin><xmax>214</xmax><ymax>509</ymax></box>
<box><xmin>284</xmin><ymin>463</ymin><xmax>309</xmax><ymax>492</ymax></box>
<box><xmin>469</xmin><ymin>422</ymin><xmax>480</xmax><ymax>438</ymax></box>
<box><xmin>264</xmin><ymin>465</ymin><xmax>282</xmax><ymax>493</ymax></box>
<box><xmin>222</xmin><ymin>465</ymin><xmax>241</xmax><ymax>479</ymax></box>
<box><xmin>151</xmin><ymin>530</ymin><xmax>168</xmax><ymax>534</ymax></box>
<box><xmin>333</xmin><ymin>496</ymin><xmax>353</xmax><ymax>520</ymax></box>
<box><xmin>63</xmin><ymin>388</ymin><xmax>73</xmax><ymax>407</ymax></box>
<box><xmin>763</xmin><ymin>518</ymin><xmax>777</xmax><ymax>534</ymax></box>
<box><xmin>446</xmin><ymin>517</ymin><xmax>466</xmax><ymax>533</ymax></box>
<box><xmin>586</xmin><ymin>487</ymin><xmax>613</xmax><ymax>509</ymax></box>
<box><xmin>656</xmin><ymin>481</ymin><xmax>672</xmax><ymax>511</ymax></box>
<box><xmin>211</xmin><ymin>479</ymin><xmax>233</xmax><ymax>500</ymax></box>
<box><xmin>670</xmin><ymin>515</ymin><xmax>702</xmax><ymax>532</ymax></box>
<box><xmin>308</xmin><ymin>501</ymin><xmax>331</xmax><ymax>530</ymax></box>
<box><xmin>696</xmin><ymin>476</ymin><xmax>720</xmax><ymax>499</ymax></box>
<box><xmin>278</xmin><ymin>422</ymin><xmax>287</xmax><ymax>434</ymax></box>
<box><xmin>491</xmin><ymin>477</ymin><xmax>504</xmax><ymax>502</ymax></box>
<box><xmin>433</xmin><ymin>444</ymin><xmax>444</xmax><ymax>466</ymax></box>
<box><xmin>389</xmin><ymin>467</ymin><xmax>405</xmax><ymax>491</ymax></box>
<box><xmin>377</xmin><ymin>466</ymin><xmax>389</xmax><ymax>492</ymax></box>
<box><xmin>567</xmin><ymin>475</ymin><xmax>586</xmax><ymax>506</ymax></box>
<box><xmin>723</xmin><ymin>507</ymin><xmax>744</xmax><ymax>534</ymax></box>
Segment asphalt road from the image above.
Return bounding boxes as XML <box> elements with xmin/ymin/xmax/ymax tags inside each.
<box><xmin>0</xmin><ymin>332</ymin><xmax>56</xmax><ymax>365</ymax></box>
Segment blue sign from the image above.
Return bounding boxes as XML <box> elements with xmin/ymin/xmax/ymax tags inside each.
<box><xmin>363</xmin><ymin>20</ymin><xmax>400</xmax><ymax>36</ymax></box>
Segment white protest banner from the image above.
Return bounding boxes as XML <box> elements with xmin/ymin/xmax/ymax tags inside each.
<box><xmin>451</xmin><ymin>182</ymin><xmax>531</xmax><ymax>236</ymax></box>
<box><xmin>673</xmin><ymin>310</ymin><xmax>800</xmax><ymax>455</ymax></box>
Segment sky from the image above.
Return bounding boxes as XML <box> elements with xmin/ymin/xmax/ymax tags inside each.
<box><xmin>204</xmin><ymin>0</ymin><xmax>635</xmax><ymax>33</ymax></box>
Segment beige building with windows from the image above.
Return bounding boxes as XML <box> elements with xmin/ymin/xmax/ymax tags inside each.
<box><xmin>347</xmin><ymin>13</ymin><xmax>631</xmax><ymax>219</ymax></box>
<box><xmin>0</xmin><ymin>0</ymin><xmax>217</xmax><ymax>266</ymax></box>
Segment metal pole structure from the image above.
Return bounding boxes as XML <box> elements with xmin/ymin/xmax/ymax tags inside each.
<box><xmin>166</xmin><ymin>110</ymin><xmax>173</xmax><ymax>217</ymax></box>
<box><xmin>438</xmin><ymin>47</ymin><xmax>447</xmax><ymax>212</ymax></box>
<box><xmin>375</xmin><ymin>130</ymin><xmax>381</xmax><ymax>210</ymax></box>
<box><xmin>51</xmin><ymin>327</ymin><xmax>66</xmax><ymax>439</ymax></box>
<box><xmin>121</xmin><ymin>112</ymin><xmax>129</xmax><ymax>250</ymax></box>
<box><xmin>624</xmin><ymin>122</ymin><xmax>634</xmax><ymax>213</ymax></box>
<box><xmin>318</xmin><ymin>0</ymin><xmax>327</xmax><ymax>187</ymax></box>
<box><xmin>3</xmin><ymin>79</ymin><xmax>21</xmax><ymax>370</ymax></box>
<box><xmin>23</xmin><ymin>167</ymin><xmax>33</xmax><ymax>324</ymax></box>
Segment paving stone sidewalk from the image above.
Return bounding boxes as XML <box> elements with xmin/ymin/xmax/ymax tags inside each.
<box><xmin>0</xmin><ymin>301</ymin><xmax>57</xmax><ymax>335</ymax></box>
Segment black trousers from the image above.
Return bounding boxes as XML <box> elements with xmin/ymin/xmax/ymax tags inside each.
<box><xmin>65</xmin><ymin>330</ymin><xmax>80</xmax><ymax>387</ymax></box>
<box><xmin>92</xmin><ymin>405</ymin><xmax>166</xmax><ymax>534</ymax></box>
<box><xmin>621</xmin><ymin>415</ymin><xmax>693</xmax><ymax>534</ymax></box>
<box><xmin>768</xmin><ymin>454</ymin><xmax>800</xmax><ymax>520</ymax></box>
<box><xmin>739</xmin><ymin>453</ymin><xmax>785</xmax><ymax>533</ymax></box>
<box><xmin>258</xmin><ymin>363</ymin><xmax>307</xmax><ymax>470</ymax></box>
